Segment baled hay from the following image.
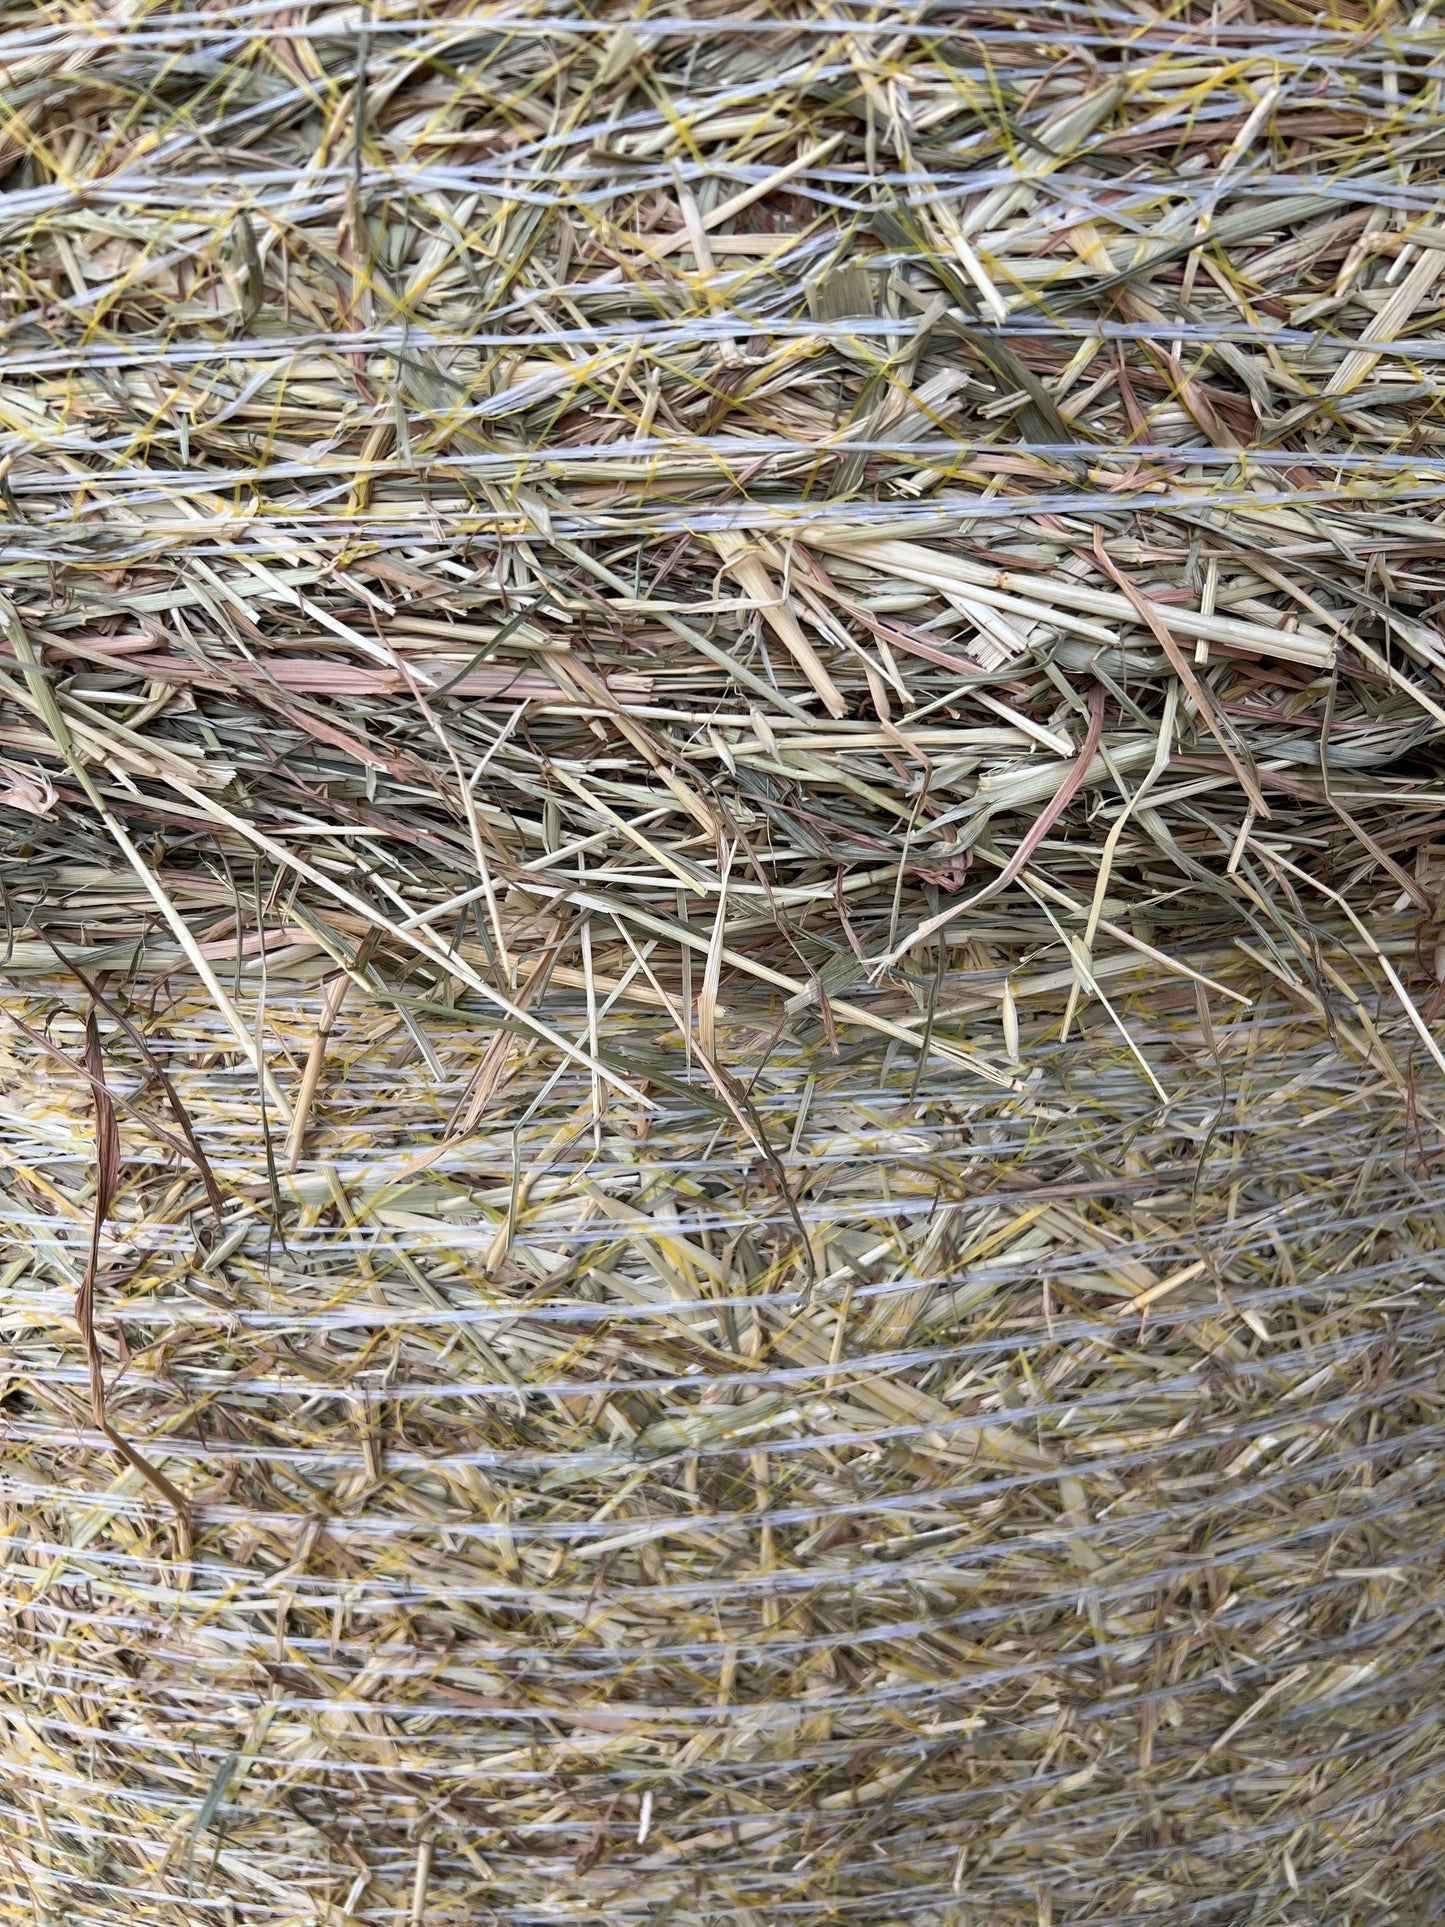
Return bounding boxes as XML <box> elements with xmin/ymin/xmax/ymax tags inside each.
<box><xmin>1</xmin><ymin>2</ymin><xmax>1444</xmax><ymax>1924</ymax></box>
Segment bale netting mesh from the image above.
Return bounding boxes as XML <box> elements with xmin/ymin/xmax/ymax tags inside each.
<box><xmin>3</xmin><ymin>3</ymin><xmax>1445</xmax><ymax>1923</ymax></box>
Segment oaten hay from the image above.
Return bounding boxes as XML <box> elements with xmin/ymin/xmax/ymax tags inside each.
<box><xmin>2</xmin><ymin>2</ymin><xmax>1445</xmax><ymax>1923</ymax></box>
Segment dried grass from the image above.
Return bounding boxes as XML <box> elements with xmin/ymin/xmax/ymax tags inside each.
<box><xmin>2</xmin><ymin>2</ymin><xmax>1445</xmax><ymax>1922</ymax></box>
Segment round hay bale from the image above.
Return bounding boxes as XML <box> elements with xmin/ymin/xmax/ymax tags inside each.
<box><xmin>1</xmin><ymin>5</ymin><xmax>1443</xmax><ymax>1925</ymax></box>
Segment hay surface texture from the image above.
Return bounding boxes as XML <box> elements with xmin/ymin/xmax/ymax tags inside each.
<box><xmin>4</xmin><ymin>3</ymin><xmax>1445</xmax><ymax>1923</ymax></box>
